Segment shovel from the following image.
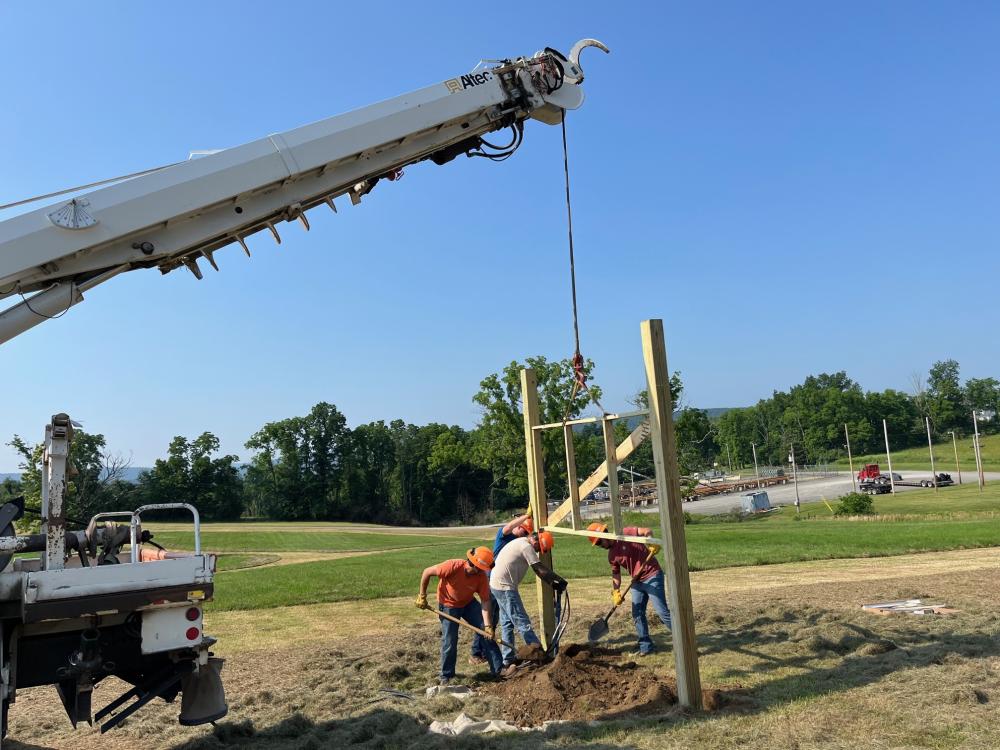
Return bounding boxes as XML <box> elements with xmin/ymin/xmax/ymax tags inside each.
<box><xmin>426</xmin><ymin>606</ymin><xmax>515</xmax><ymax>650</ymax></box>
<box><xmin>587</xmin><ymin>548</ymin><xmax>657</xmax><ymax>643</ymax></box>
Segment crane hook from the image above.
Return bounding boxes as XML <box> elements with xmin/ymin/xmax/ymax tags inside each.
<box><xmin>564</xmin><ymin>39</ymin><xmax>610</xmax><ymax>84</ymax></box>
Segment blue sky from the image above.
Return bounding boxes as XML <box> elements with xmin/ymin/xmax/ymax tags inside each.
<box><xmin>1</xmin><ymin>2</ymin><xmax>998</xmax><ymax>470</ymax></box>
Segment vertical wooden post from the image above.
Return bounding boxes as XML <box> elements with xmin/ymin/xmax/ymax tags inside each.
<box><xmin>752</xmin><ymin>442</ymin><xmax>761</xmax><ymax>489</ymax></box>
<box><xmin>640</xmin><ymin>319</ymin><xmax>702</xmax><ymax>710</ymax></box>
<box><xmin>602</xmin><ymin>416</ymin><xmax>622</xmax><ymax>533</ymax></box>
<box><xmin>520</xmin><ymin>368</ymin><xmax>556</xmax><ymax>649</ymax></box>
<box><xmin>563</xmin><ymin>424</ymin><xmax>583</xmax><ymax>530</ymax></box>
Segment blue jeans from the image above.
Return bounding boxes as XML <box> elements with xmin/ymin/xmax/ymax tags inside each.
<box><xmin>491</xmin><ymin>587</ymin><xmax>540</xmax><ymax>665</ymax></box>
<box><xmin>631</xmin><ymin>571</ymin><xmax>672</xmax><ymax>655</ymax></box>
<box><xmin>439</xmin><ymin>601</ymin><xmax>502</xmax><ymax>680</ymax></box>
<box><xmin>471</xmin><ymin>593</ymin><xmax>501</xmax><ymax>659</ymax></box>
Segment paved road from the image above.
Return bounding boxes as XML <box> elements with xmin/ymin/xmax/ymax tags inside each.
<box><xmin>579</xmin><ymin>471</ymin><xmax>1000</xmax><ymax>517</ymax></box>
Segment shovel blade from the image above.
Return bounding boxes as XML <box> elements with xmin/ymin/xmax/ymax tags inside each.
<box><xmin>587</xmin><ymin>618</ymin><xmax>609</xmax><ymax>643</ymax></box>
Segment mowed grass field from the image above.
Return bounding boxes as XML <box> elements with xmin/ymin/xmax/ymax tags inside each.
<box><xmin>140</xmin><ymin>483</ymin><xmax>1000</xmax><ymax>612</ymax></box>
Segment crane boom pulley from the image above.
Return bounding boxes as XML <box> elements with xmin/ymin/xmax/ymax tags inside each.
<box><xmin>0</xmin><ymin>39</ymin><xmax>608</xmax><ymax>346</ymax></box>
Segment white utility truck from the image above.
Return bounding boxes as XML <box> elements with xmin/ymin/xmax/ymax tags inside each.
<box><xmin>0</xmin><ymin>39</ymin><xmax>606</xmax><ymax>742</ymax></box>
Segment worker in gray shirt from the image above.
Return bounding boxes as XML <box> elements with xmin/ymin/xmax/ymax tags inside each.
<box><xmin>489</xmin><ymin>531</ymin><xmax>567</xmax><ymax>676</ymax></box>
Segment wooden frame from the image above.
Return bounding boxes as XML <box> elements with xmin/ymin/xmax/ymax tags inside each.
<box><xmin>519</xmin><ymin>319</ymin><xmax>702</xmax><ymax>709</ymax></box>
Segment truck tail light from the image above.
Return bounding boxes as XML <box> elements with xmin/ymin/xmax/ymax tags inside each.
<box><xmin>185</xmin><ymin>607</ymin><xmax>201</xmax><ymax>622</ymax></box>
<box><xmin>186</xmin><ymin>627</ymin><xmax>200</xmax><ymax>641</ymax></box>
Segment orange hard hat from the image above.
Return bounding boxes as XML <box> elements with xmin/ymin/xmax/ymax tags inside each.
<box><xmin>587</xmin><ymin>522</ymin><xmax>608</xmax><ymax>545</ymax></box>
<box><xmin>466</xmin><ymin>546</ymin><xmax>494</xmax><ymax>572</ymax></box>
<box><xmin>536</xmin><ymin>530</ymin><xmax>554</xmax><ymax>553</ymax></box>
<box><xmin>521</xmin><ymin>517</ymin><xmax>534</xmax><ymax>534</ymax></box>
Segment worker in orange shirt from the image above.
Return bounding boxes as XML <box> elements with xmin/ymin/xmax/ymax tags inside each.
<box><xmin>587</xmin><ymin>522</ymin><xmax>671</xmax><ymax>656</ymax></box>
<box><xmin>416</xmin><ymin>546</ymin><xmax>503</xmax><ymax>684</ymax></box>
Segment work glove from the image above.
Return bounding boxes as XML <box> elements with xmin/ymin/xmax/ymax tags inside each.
<box><xmin>612</xmin><ymin>589</ymin><xmax>624</xmax><ymax>607</ymax></box>
<box><xmin>485</xmin><ymin>625</ymin><xmax>497</xmax><ymax>641</ymax></box>
<box><xmin>552</xmin><ymin>578</ymin><xmax>567</xmax><ymax>593</ymax></box>
<box><xmin>415</xmin><ymin>593</ymin><xmax>430</xmax><ymax>610</ymax></box>
<box><xmin>646</xmin><ymin>543</ymin><xmax>662</xmax><ymax>557</ymax></box>
<box><xmin>525</xmin><ymin>506</ymin><xmax>533</xmax><ymax>518</ymax></box>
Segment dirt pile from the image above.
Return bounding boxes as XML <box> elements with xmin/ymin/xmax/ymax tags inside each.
<box><xmin>483</xmin><ymin>643</ymin><xmax>724</xmax><ymax>727</ymax></box>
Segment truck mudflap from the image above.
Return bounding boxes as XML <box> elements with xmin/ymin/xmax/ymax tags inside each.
<box><xmin>93</xmin><ymin>651</ymin><xmax>227</xmax><ymax>733</ymax></box>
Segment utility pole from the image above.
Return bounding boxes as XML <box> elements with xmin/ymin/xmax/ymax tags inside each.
<box><xmin>949</xmin><ymin>431</ymin><xmax>962</xmax><ymax>485</ymax></box>
<box><xmin>790</xmin><ymin>443</ymin><xmax>800</xmax><ymax>513</ymax></box>
<box><xmin>925</xmin><ymin>417</ymin><xmax>937</xmax><ymax>492</ymax></box>
<box><xmin>973</xmin><ymin>411</ymin><xmax>985</xmax><ymax>491</ymax></box>
<box><xmin>752</xmin><ymin>442</ymin><xmax>761</xmax><ymax>489</ymax></box>
<box><xmin>883</xmin><ymin>419</ymin><xmax>896</xmax><ymax>494</ymax></box>
<box><xmin>725</xmin><ymin>443</ymin><xmax>733</xmax><ymax>474</ymax></box>
<box><xmin>844</xmin><ymin>423</ymin><xmax>856</xmax><ymax>492</ymax></box>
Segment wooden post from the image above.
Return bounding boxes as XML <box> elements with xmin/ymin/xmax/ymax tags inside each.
<box><xmin>602</xmin><ymin>416</ymin><xmax>622</xmax><ymax>533</ymax></box>
<box><xmin>563</xmin><ymin>424</ymin><xmax>583</xmax><ymax>530</ymax></box>
<box><xmin>519</xmin><ymin>368</ymin><xmax>556</xmax><ymax>649</ymax></box>
<box><xmin>752</xmin><ymin>442</ymin><xmax>761</xmax><ymax>489</ymax></box>
<box><xmin>641</xmin><ymin>319</ymin><xmax>702</xmax><ymax>710</ymax></box>
<box><xmin>845</xmin><ymin>423</ymin><xmax>857</xmax><ymax>492</ymax></box>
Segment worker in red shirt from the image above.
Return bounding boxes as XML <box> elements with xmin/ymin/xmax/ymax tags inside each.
<box><xmin>416</xmin><ymin>546</ymin><xmax>503</xmax><ymax>684</ymax></box>
<box><xmin>587</xmin><ymin>523</ymin><xmax>672</xmax><ymax>656</ymax></box>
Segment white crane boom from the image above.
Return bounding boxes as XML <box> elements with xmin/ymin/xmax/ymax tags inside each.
<box><xmin>0</xmin><ymin>39</ymin><xmax>607</xmax><ymax>346</ymax></box>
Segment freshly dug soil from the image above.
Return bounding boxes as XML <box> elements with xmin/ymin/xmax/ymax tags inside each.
<box><xmin>483</xmin><ymin>643</ymin><xmax>724</xmax><ymax>726</ymax></box>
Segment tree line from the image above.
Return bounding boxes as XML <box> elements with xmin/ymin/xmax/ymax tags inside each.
<box><xmin>4</xmin><ymin>358</ymin><xmax>996</xmax><ymax>525</ymax></box>
<box><xmin>714</xmin><ymin>360</ymin><xmax>998</xmax><ymax>468</ymax></box>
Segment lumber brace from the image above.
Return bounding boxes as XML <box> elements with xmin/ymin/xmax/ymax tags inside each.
<box><xmin>548</xmin><ymin>420</ymin><xmax>650</xmax><ymax>526</ymax></box>
<box><xmin>541</xmin><ymin>525</ymin><xmax>664</xmax><ymax>546</ymax></box>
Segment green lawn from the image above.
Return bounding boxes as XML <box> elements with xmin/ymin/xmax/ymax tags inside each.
<box><xmin>836</xmin><ymin>432</ymin><xmax>998</xmax><ymax>472</ymax></box>
<box><xmin>206</xmin><ymin>484</ymin><xmax>1000</xmax><ymax>612</ymax></box>
<box><xmin>152</xmin><ymin>529</ymin><xmax>487</xmax><ymax>553</ymax></box>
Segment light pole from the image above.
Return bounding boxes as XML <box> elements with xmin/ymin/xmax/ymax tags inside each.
<box><xmin>973</xmin><ymin>411</ymin><xmax>985</xmax><ymax>491</ymax></box>
<box><xmin>925</xmin><ymin>417</ymin><xmax>938</xmax><ymax>492</ymax></box>
<box><xmin>883</xmin><ymin>419</ymin><xmax>896</xmax><ymax>494</ymax></box>
<box><xmin>752</xmin><ymin>442</ymin><xmax>761</xmax><ymax>489</ymax></box>
<box><xmin>949</xmin><ymin>431</ymin><xmax>962</xmax><ymax>485</ymax></box>
<box><xmin>844</xmin><ymin>423</ymin><xmax>856</xmax><ymax>492</ymax></box>
<box><xmin>790</xmin><ymin>443</ymin><xmax>800</xmax><ymax>513</ymax></box>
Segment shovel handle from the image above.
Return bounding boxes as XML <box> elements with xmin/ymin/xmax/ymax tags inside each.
<box><xmin>428</xmin><ymin>606</ymin><xmax>515</xmax><ymax>650</ymax></box>
<box><xmin>604</xmin><ymin>547</ymin><xmax>657</xmax><ymax>621</ymax></box>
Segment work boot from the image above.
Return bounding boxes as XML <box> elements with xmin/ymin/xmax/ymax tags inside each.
<box><xmin>438</xmin><ymin>677</ymin><xmax>451</xmax><ymax>686</ymax></box>
<box><xmin>468</xmin><ymin>655</ymin><xmax>487</xmax><ymax>666</ymax></box>
<box><xmin>500</xmin><ymin>664</ymin><xmax>518</xmax><ymax>679</ymax></box>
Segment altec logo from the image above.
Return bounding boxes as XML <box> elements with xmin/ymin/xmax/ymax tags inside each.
<box><xmin>444</xmin><ymin>71</ymin><xmax>493</xmax><ymax>93</ymax></box>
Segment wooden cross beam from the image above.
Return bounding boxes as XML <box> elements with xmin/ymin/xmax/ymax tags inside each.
<box><xmin>547</xmin><ymin>420</ymin><xmax>650</xmax><ymax>526</ymax></box>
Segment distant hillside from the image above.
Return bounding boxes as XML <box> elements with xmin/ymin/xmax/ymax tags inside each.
<box><xmin>0</xmin><ymin>467</ymin><xmax>152</xmax><ymax>484</ymax></box>
<box><xmin>702</xmin><ymin>407</ymin><xmax>734</xmax><ymax>420</ymax></box>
